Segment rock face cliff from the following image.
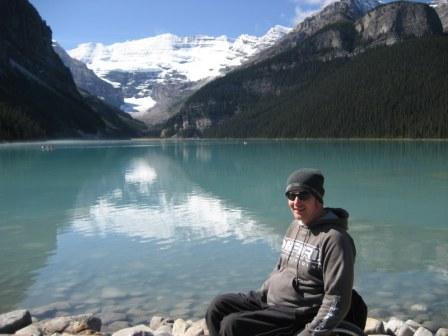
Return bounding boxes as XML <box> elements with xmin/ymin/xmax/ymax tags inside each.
<box><xmin>355</xmin><ymin>2</ymin><xmax>443</xmax><ymax>47</ymax></box>
<box><xmin>0</xmin><ymin>0</ymin><xmax>145</xmax><ymax>140</ymax></box>
<box><xmin>53</xmin><ymin>42</ymin><xmax>125</xmax><ymax>109</ymax></box>
<box><xmin>432</xmin><ymin>0</ymin><xmax>448</xmax><ymax>32</ymax></box>
<box><xmin>252</xmin><ymin>0</ymin><xmax>380</xmax><ymax>64</ymax></box>
<box><xmin>159</xmin><ymin>1</ymin><xmax>445</xmax><ymax>138</ymax></box>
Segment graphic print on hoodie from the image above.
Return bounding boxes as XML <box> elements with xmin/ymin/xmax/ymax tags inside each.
<box><xmin>260</xmin><ymin>208</ymin><xmax>356</xmax><ymax>335</ymax></box>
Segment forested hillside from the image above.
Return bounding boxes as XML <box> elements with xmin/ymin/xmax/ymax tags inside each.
<box><xmin>207</xmin><ymin>36</ymin><xmax>448</xmax><ymax>138</ymax></box>
<box><xmin>159</xmin><ymin>2</ymin><xmax>447</xmax><ymax>139</ymax></box>
<box><xmin>160</xmin><ymin>34</ymin><xmax>448</xmax><ymax>138</ymax></box>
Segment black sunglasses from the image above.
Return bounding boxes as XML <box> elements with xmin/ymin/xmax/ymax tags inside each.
<box><xmin>285</xmin><ymin>191</ymin><xmax>312</xmax><ymax>201</ymax></box>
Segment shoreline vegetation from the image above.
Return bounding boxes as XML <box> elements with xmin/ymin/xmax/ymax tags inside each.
<box><xmin>0</xmin><ymin>308</ymin><xmax>447</xmax><ymax>336</ymax></box>
<box><xmin>1</xmin><ymin>137</ymin><xmax>448</xmax><ymax>146</ymax></box>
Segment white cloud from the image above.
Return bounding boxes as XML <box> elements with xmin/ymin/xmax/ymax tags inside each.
<box><xmin>291</xmin><ymin>0</ymin><xmax>338</xmax><ymax>25</ymax></box>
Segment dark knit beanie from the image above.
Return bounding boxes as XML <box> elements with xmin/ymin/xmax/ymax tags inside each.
<box><xmin>285</xmin><ymin>168</ymin><xmax>325</xmax><ymax>203</ymax></box>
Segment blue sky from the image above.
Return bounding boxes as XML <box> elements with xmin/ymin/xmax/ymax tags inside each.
<box><xmin>30</xmin><ymin>0</ymin><xmax>427</xmax><ymax>50</ymax></box>
<box><xmin>29</xmin><ymin>0</ymin><xmax>343</xmax><ymax>50</ymax></box>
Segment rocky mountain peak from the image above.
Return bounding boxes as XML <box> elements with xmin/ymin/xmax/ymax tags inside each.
<box><xmin>251</xmin><ymin>0</ymin><xmax>380</xmax><ymax>63</ymax></box>
<box><xmin>355</xmin><ymin>1</ymin><xmax>443</xmax><ymax>47</ymax></box>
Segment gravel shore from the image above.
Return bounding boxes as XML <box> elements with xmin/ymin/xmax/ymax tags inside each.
<box><xmin>1</xmin><ymin>308</ymin><xmax>447</xmax><ymax>336</ymax></box>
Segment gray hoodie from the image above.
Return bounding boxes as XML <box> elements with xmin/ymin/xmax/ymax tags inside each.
<box><xmin>260</xmin><ymin>208</ymin><xmax>355</xmax><ymax>335</ymax></box>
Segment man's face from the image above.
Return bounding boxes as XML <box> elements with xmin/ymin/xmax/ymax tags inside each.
<box><xmin>287</xmin><ymin>190</ymin><xmax>323</xmax><ymax>225</ymax></box>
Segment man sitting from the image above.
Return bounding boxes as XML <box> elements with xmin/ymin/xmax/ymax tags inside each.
<box><xmin>206</xmin><ymin>169</ymin><xmax>359</xmax><ymax>336</ymax></box>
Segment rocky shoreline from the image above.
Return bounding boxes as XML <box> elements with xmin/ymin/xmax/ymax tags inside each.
<box><xmin>1</xmin><ymin>308</ymin><xmax>447</xmax><ymax>336</ymax></box>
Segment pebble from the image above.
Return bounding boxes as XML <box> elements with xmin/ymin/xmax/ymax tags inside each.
<box><xmin>112</xmin><ymin>325</ymin><xmax>153</xmax><ymax>336</ymax></box>
<box><xmin>172</xmin><ymin>319</ymin><xmax>190</xmax><ymax>336</ymax></box>
<box><xmin>397</xmin><ymin>324</ymin><xmax>415</xmax><ymax>336</ymax></box>
<box><xmin>436</xmin><ymin>329</ymin><xmax>448</xmax><ymax>336</ymax></box>
<box><xmin>385</xmin><ymin>317</ymin><xmax>405</xmax><ymax>335</ymax></box>
<box><xmin>15</xmin><ymin>324</ymin><xmax>43</xmax><ymax>336</ymax></box>
<box><xmin>1</xmin><ymin>306</ymin><xmax>447</xmax><ymax>336</ymax></box>
<box><xmin>0</xmin><ymin>310</ymin><xmax>32</xmax><ymax>334</ymax></box>
<box><xmin>365</xmin><ymin>318</ymin><xmax>385</xmax><ymax>335</ymax></box>
<box><xmin>414</xmin><ymin>327</ymin><xmax>434</xmax><ymax>336</ymax></box>
<box><xmin>410</xmin><ymin>305</ymin><xmax>428</xmax><ymax>313</ymax></box>
<box><xmin>405</xmin><ymin>320</ymin><xmax>423</xmax><ymax>331</ymax></box>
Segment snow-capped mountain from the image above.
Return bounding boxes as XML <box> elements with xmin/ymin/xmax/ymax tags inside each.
<box><xmin>68</xmin><ymin>25</ymin><xmax>291</xmax><ymax>123</ymax></box>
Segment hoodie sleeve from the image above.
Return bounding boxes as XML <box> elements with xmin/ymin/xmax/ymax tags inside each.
<box><xmin>300</xmin><ymin>230</ymin><xmax>355</xmax><ymax>336</ymax></box>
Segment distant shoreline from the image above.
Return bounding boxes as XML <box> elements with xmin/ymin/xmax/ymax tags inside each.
<box><xmin>2</xmin><ymin>137</ymin><xmax>448</xmax><ymax>146</ymax></box>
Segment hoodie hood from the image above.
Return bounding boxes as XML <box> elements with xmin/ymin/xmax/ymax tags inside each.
<box><xmin>312</xmin><ymin>207</ymin><xmax>349</xmax><ymax>230</ymax></box>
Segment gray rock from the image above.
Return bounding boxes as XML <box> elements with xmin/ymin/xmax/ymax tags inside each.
<box><xmin>38</xmin><ymin>314</ymin><xmax>101</xmax><ymax>334</ymax></box>
<box><xmin>423</xmin><ymin>322</ymin><xmax>442</xmax><ymax>333</ymax></box>
<box><xmin>385</xmin><ymin>318</ymin><xmax>405</xmax><ymax>336</ymax></box>
<box><xmin>15</xmin><ymin>324</ymin><xmax>43</xmax><ymax>336</ymax></box>
<box><xmin>0</xmin><ymin>310</ymin><xmax>32</xmax><ymax>334</ymax></box>
<box><xmin>410</xmin><ymin>304</ymin><xmax>428</xmax><ymax>313</ymax></box>
<box><xmin>436</xmin><ymin>329</ymin><xmax>448</xmax><ymax>336</ymax></box>
<box><xmin>405</xmin><ymin>320</ymin><xmax>422</xmax><ymax>331</ymax></box>
<box><xmin>415</xmin><ymin>327</ymin><xmax>434</xmax><ymax>336</ymax></box>
<box><xmin>184</xmin><ymin>319</ymin><xmax>207</xmax><ymax>336</ymax></box>
<box><xmin>172</xmin><ymin>319</ymin><xmax>190</xmax><ymax>336</ymax></box>
<box><xmin>365</xmin><ymin>318</ymin><xmax>386</xmax><ymax>335</ymax></box>
<box><xmin>112</xmin><ymin>325</ymin><xmax>153</xmax><ymax>336</ymax></box>
<box><xmin>397</xmin><ymin>325</ymin><xmax>415</xmax><ymax>336</ymax></box>
<box><xmin>149</xmin><ymin>317</ymin><xmax>165</xmax><ymax>331</ymax></box>
<box><xmin>155</xmin><ymin>326</ymin><xmax>172</xmax><ymax>335</ymax></box>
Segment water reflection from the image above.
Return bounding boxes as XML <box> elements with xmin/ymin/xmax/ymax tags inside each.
<box><xmin>71</xmin><ymin>152</ymin><xmax>279</xmax><ymax>245</ymax></box>
<box><xmin>1</xmin><ymin>140</ymin><xmax>447</xmax><ymax>325</ymax></box>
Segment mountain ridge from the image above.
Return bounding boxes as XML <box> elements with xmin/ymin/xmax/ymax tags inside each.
<box><xmin>0</xmin><ymin>0</ymin><xmax>146</xmax><ymax>140</ymax></box>
<box><xmin>67</xmin><ymin>26</ymin><xmax>292</xmax><ymax>124</ymax></box>
<box><xmin>156</xmin><ymin>1</ymin><xmax>446</xmax><ymax>138</ymax></box>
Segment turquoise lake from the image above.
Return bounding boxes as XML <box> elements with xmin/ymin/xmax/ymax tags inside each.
<box><xmin>0</xmin><ymin>140</ymin><xmax>447</xmax><ymax>327</ymax></box>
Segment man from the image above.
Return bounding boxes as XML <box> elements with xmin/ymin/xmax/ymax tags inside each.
<box><xmin>206</xmin><ymin>168</ymin><xmax>356</xmax><ymax>336</ymax></box>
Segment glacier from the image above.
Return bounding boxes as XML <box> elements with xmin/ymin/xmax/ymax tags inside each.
<box><xmin>68</xmin><ymin>25</ymin><xmax>291</xmax><ymax>121</ymax></box>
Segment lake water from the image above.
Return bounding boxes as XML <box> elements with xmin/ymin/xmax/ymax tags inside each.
<box><xmin>0</xmin><ymin>140</ymin><xmax>447</xmax><ymax>329</ymax></box>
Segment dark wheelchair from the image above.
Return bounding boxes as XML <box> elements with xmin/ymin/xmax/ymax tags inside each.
<box><xmin>295</xmin><ymin>320</ymin><xmax>366</xmax><ymax>336</ymax></box>
<box><xmin>294</xmin><ymin>289</ymin><xmax>368</xmax><ymax>336</ymax></box>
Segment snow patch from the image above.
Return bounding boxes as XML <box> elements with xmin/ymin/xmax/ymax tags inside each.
<box><xmin>122</xmin><ymin>96</ymin><xmax>156</xmax><ymax>113</ymax></box>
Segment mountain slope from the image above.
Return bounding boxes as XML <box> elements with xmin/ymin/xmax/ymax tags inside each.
<box><xmin>432</xmin><ymin>0</ymin><xmax>448</xmax><ymax>32</ymax></box>
<box><xmin>68</xmin><ymin>26</ymin><xmax>291</xmax><ymax>124</ymax></box>
<box><xmin>158</xmin><ymin>1</ymin><xmax>446</xmax><ymax>139</ymax></box>
<box><xmin>53</xmin><ymin>42</ymin><xmax>125</xmax><ymax>109</ymax></box>
<box><xmin>252</xmin><ymin>0</ymin><xmax>380</xmax><ymax>64</ymax></box>
<box><xmin>0</xmin><ymin>0</ymin><xmax>146</xmax><ymax>140</ymax></box>
<box><xmin>207</xmin><ymin>36</ymin><xmax>448</xmax><ymax>138</ymax></box>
